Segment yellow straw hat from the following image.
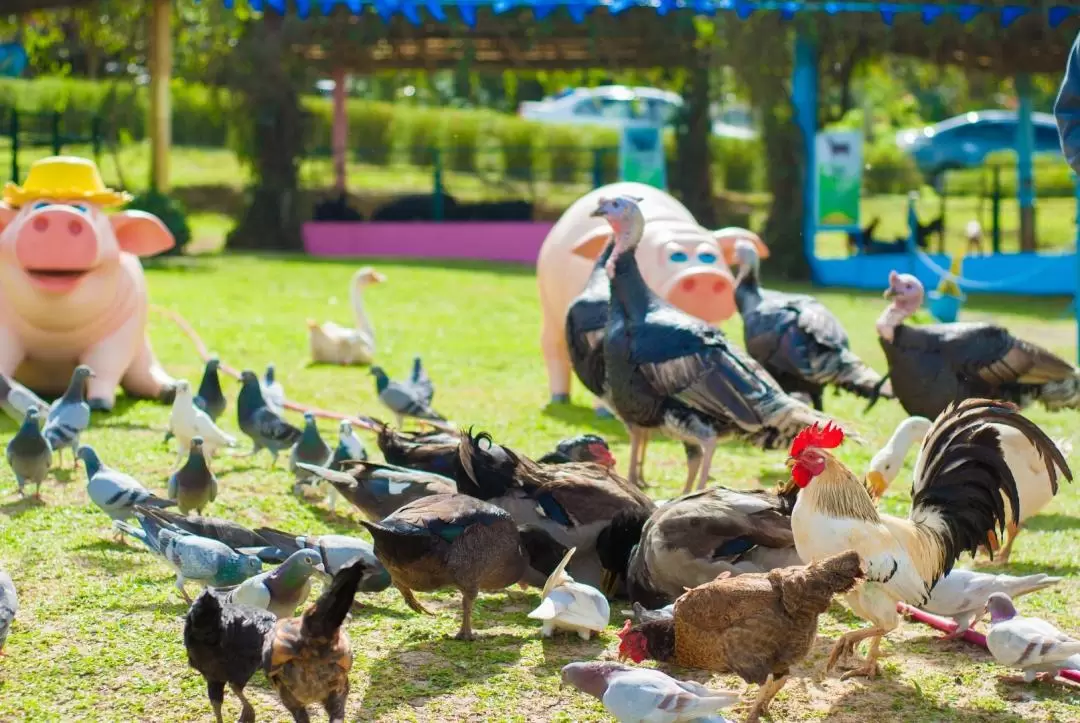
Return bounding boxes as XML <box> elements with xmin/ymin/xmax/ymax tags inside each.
<box><xmin>2</xmin><ymin>156</ymin><xmax>131</xmax><ymax>208</ymax></box>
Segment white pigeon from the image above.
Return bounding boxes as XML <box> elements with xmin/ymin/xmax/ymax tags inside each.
<box><xmin>985</xmin><ymin>592</ymin><xmax>1080</xmax><ymax>682</ymax></box>
<box><xmin>561</xmin><ymin>661</ymin><xmax>737</xmax><ymax>723</ymax></box>
<box><xmin>528</xmin><ymin>547</ymin><xmax>609</xmax><ymax>640</ymax></box>
<box><xmin>262</xmin><ymin>364</ymin><xmax>286</xmax><ymax>415</ymax></box>
<box><xmin>922</xmin><ymin>570</ymin><xmax>1061</xmax><ymax>638</ymax></box>
<box><xmin>865</xmin><ymin>415</ymin><xmax>932</xmax><ymax>499</ymax></box>
<box><xmin>169</xmin><ymin>379</ymin><xmax>236</xmax><ymax>470</ymax></box>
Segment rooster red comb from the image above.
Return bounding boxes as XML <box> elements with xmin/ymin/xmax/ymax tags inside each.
<box><xmin>789</xmin><ymin>422</ymin><xmax>845</xmax><ymax>458</ymax></box>
<box><xmin>616</xmin><ymin>619</ymin><xmax>633</xmax><ymax>639</ymax></box>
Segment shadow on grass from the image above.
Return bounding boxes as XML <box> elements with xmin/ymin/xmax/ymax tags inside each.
<box><xmin>1023</xmin><ymin>513</ymin><xmax>1080</xmax><ymax>533</ymax></box>
<box><xmin>0</xmin><ymin>495</ymin><xmax>45</xmax><ymax>516</ymax></box>
<box><xmin>993</xmin><ymin>676</ymin><xmax>1080</xmax><ymax>705</ymax></box>
<box><xmin>298</xmin><ymin>498</ymin><xmax>362</xmax><ymax>533</ymax></box>
<box><xmin>357</xmin><ymin>633</ymin><xmax>526</xmax><ymax>718</ymax></box>
<box><xmin>535</xmin><ymin>633</ymin><xmax>607</xmax><ymax>667</ymax></box>
<box><xmin>541</xmin><ymin>402</ymin><xmax>629</xmax><ymax>439</ymax></box>
<box><xmin>826</xmin><ymin>674</ymin><xmax>1030</xmax><ymax>722</ymax></box>
<box><xmin>976</xmin><ymin>559</ymin><xmax>1080</xmax><ymax>578</ymax></box>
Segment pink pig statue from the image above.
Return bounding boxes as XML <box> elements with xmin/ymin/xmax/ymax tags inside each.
<box><xmin>537</xmin><ymin>182</ymin><xmax>767</xmax><ymax>404</ymax></box>
<box><xmin>0</xmin><ymin>156</ymin><xmax>177</xmax><ymax>411</ymax></box>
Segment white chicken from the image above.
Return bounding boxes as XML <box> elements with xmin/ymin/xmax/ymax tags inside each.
<box><xmin>307</xmin><ymin>267</ymin><xmax>385</xmax><ymax>365</ymax></box>
<box><xmin>169</xmin><ymin>380</ymin><xmax>237</xmax><ymax>470</ymax></box>
<box><xmin>786</xmin><ymin>398</ymin><xmax>1071</xmax><ymax>680</ymax></box>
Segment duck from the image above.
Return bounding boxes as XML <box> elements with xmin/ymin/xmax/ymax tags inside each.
<box><xmin>864</xmin><ymin>415</ymin><xmax>933</xmax><ymax>499</ymax></box>
<box><xmin>595</xmin><ymin>486</ymin><xmax>801</xmax><ymax>606</ymax></box>
<box><xmin>597</xmin><ymin>195</ymin><xmax>849</xmax><ymax>492</ymax></box>
<box><xmin>732</xmin><ymin>238</ymin><xmax>891</xmax><ymax>411</ymax></box>
<box><xmin>878</xmin><ymin>271</ymin><xmax>1080</xmax><ymax>419</ymax></box>
<box><xmin>374</xmin><ymin>421</ymin><xmax>463</xmax><ymax>477</ymax></box>
<box><xmin>307</xmin><ymin>267</ymin><xmax>385</xmax><ymax>365</ymax></box>
<box><xmin>360</xmin><ymin>493</ymin><xmax>569</xmax><ymax>640</ymax></box>
<box><xmin>456</xmin><ymin>430</ymin><xmax>655</xmax><ymax>588</ymax></box>
<box><xmin>296</xmin><ymin>460</ymin><xmax>457</xmax><ymax>522</ymax></box>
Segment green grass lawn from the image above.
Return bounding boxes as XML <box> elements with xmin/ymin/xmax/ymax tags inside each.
<box><xmin>1</xmin><ymin>255</ymin><xmax>1079</xmax><ymax>721</ymax></box>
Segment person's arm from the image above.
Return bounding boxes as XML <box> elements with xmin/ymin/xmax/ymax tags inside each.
<box><xmin>1055</xmin><ymin>33</ymin><xmax>1080</xmax><ymax>175</ymax></box>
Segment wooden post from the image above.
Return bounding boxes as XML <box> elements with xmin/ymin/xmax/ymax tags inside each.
<box><xmin>331</xmin><ymin>66</ymin><xmax>348</xmax><ymax>197</ymax></box>
<box><xmin>148</xmin><ymin>0</ymin><xmax>172</xmax><ymax>191</ymax></box>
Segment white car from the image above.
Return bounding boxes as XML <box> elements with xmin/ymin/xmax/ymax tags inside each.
<box><xmin>519</xmin><ymin>85</ymin><xmax>757</xmax><ymax>140</ymax></box>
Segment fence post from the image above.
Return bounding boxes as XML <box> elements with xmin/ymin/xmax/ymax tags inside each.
<box><xmin>91</xmin><ymin>116</ymin><xmax>102</xmax><ymax>163</ymax></box>
<box><xmin>51</xmin><ymin>111</ymin><xmax>61</xmax><ymax>156</ymax></box>
<box><xmin>9</xmin><ymin>108</ymin><xmax>18</xmax><ymax>183</ymax></box>
<box><xmin>991</xmin><ymin>165</ymin><xmax>1002</xmax><ymax>254</ymax></box>
<box><xmin>592</xmin><ymin>148</ymin><xmax>604</xmax><ymax>188</ymax></box>
<box><xmin>432</xmin><ymin>148</ymin><xmax>444</xmax><ymax>222</ymax></box>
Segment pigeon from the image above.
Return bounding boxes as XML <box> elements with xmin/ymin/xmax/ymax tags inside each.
<box><xmin>289</xmin><ymin>412</ymin><xmax>334</xmax><ymax>496</ymax></box>
<box><xmin>922</xmin><ymin>570</ymin><xmax>1062</xmax><ymax>639</ymax></box>
<box><xmin>6</xmin><ymin>407</ymin><xmax>52</xmax><ymax>498</ymax></box>
<box><xmin>985</xmin><ymin>592</ymin><xmax>1080</xmax><ymax>683</ymax></box>
<box><xmin>169</xmin><ymin>379</ymin><xmax>236</xmax><ymax>471</ymax></box>
<box><xmin>43</xmin><ymin>365</ymin><xmax>93</xmax><ymax>467</ymax></box>
<box><xmin>237</xmin><ymin>370</ymin><xmax>301</xmax><ymax>466</ymax></box>
<box><xmin>262</xmin><ymin>364</ymin><xmax>286</xmax><ymax>415</ymax></box>
<box><xmin>0</xmin><ymin>568</ymin><xmax>16</xmax><ymax>656</ymax></box>
<box><xmin>254</xmin><ymin>525</ymin><xmax>392</xmax><ymax>591</ymax></box>
<box><xmin>114</xmin><ymin>510</ymin><xmax>262</xmax><ymax>603</ymax></box>
<box><xmin>528</xmin><ymin>547</ymin><xmax>609</xmax><ymax>640</ymax></box>
<box><xmin>371</xmin><ymin>357</ymin><xmax>447</xmax><ymax>430</ymax></box>
<box><xmin>168</xmin><ymin>437</ymin><xmax>219</xmax><ymax>516</ymax></box>
<box><xmin>228</xmin><ymin>549</ymin><xmax>325</xmax><ymax>618</ymax></box>
<box><xmin>0</xmin><ymin>372</ymin><xmax>48</xmax><ymax>423</ymax></box>
<box><xmin>165</xmin><ymin>358</ymin><xmax>228</xmax><ymax>444</ymax></box>
<box><xmin>331</xmin><ymin>420</ymin><xmax>368</xmax><ymax>470</ymax></box>
<box><xmin>78</xmin><ymin>445</ymin><xmax>176</xmax><ymax>539</ymax></box>
<box><xmin>561</xmin><ymin>661</ymin><xmax>737</xmax><ymax>723</ymax></box>
<box><xmin>135</xmin><ymin>506</ymin><xmax>275</xmax><ymax>556</ymax></box>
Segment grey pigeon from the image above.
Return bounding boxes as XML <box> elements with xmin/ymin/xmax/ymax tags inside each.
<box><xmin>985</xmin><ymin>592</ymin><xmax>1080</xmax><ymax>683</ymax></box>
<box><xmin>0</xmin><ymin>568</ymin><xmax>16</xmax><ymax>655</ymax></box>
<box><xmin>164</xmin><ymin>357</ymin><xmax>226</xmax><ymax>443</ymax></box>
<box><xmin>168</xmin><ymin>437</ymin><xmax>219</xmax><ymax>516</ymax></box>
<box><xmin>236</xmin><ymin>370</ymin><xmax>301</xmax><ymax>466</ymax></box>
<box><xmin>922</xmin><ymin>569</ymin><xmax>1061</xmax><ymax>638</ymax></box>
<box><xmin>561</xmin><ymin>661</ymin><xmax>737</xmax><ymax>723</ymax></box>
<box><xmin>289</xmin><ymin>413</ymin><xmax>337</xmax><ymax>509</ymax></box>
<box><xmin>228</xmin><ymin>549</ymin><xmax>324</xmax><ymax>617</ymax></box>
<box><xmin>254</xmin><ymin>525</ymin><xmax>391</xmax><ymax>591</ymax></box>
<box><xmin>6</xmin><ymin>407</ymin><xmax>52</xmax><ymax>498</ymax></box>
<box><xmin>371</xmin><ymin>357</ymin><xmax>447</xmax><ymax>430</ymax></box>
<box><xmin>114</xmin><ymin>510</ymin><xmax>262</xmax><ymax>603</ymax></box>
<box><xmin>331</xmin><ymin>420</ymin><xmax>368</xmax><ymax>470</ymax></box>
<box><xmin>136</xmin><ymin>506</ymin><xmax>273</xmax><ymax>554</ymax></box>
<box><xmin>78</xmin><ymin>445</ymin><xmax>176</xmax><ymax>539</ymax></box>
<box><xmin>44</xmin><ymin>365</ymin><xmax>94</xmax><ymax>467</ymax></box>
<box><xmin>0</xmin><ymin>372</ymin><xmax>48</xmax><ymax>423</ymax></box>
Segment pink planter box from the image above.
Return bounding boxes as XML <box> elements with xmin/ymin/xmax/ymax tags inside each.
<box><xmin>302</xmin><ymin>222</ymin><xmax>556</xmax><ymax>265</ymax></box>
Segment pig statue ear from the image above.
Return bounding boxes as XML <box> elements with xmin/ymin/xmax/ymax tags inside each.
<box><xmin>572</xmin><ymin>229</ymin><xmax>612</xmax><ymax>260</ymax></box>
<box><xmin>888</xmin><ymin>269</ymin><xmax>899</xmax><ymax>284</ymax></box>
<box><xmin>110</xmin><ymin>210</ymin><xmax>175</xmax><ymax>257</ymax></box>
<box><xmin>0</xmin><ymin>202</ymin><xmax>17</xmax><ymax>232</ymax></box>
<box><xmin>713</xmin><ymin>227</ymin><xmax>768</xmax><ymax>266</ymax></box>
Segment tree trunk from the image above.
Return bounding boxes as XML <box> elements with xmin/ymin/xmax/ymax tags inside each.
<box><xmin>226</xmin><ymin>12</ymin><xmax>306</xmax><ymax>251</ymax></box>
<box><xmin>673</xmin><ymin>45</ymin><xmax>715</xmax><ymax>227</ymax></box>
<box><xmin>760</xmin><ymin>98</ymin><xmax>808</xmax><ymax>279</ymax></box>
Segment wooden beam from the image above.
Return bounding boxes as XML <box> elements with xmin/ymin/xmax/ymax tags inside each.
<box><xmin>148</xmin><ymin>0</ymin><xmax>172</xmax><ymax>191</ymax></box>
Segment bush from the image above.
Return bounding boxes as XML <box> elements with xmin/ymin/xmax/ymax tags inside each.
<box><xmin>712</xmin><ymin>136</ymin><xmax>762</xmax><ymax>193</ymax></box>
<box><xmin>444</xmin><ymin>112</ymin><xmax>482</xmax><ymax>173</ymax></box>
<box><xmin>497</xmin><ymin>117</ymin><xmax>539</xmax><ymax>181</ymax></box>
<box><xmin>353</xmin><ymin>102</ymin><xmax>396</xmax><ymax>166</ymax></box>
<box><xmin>543</xmin><ymin>124</ymin><xmax>587</xmax><ymax>184</ymax></box>
<box><xmin>583</xmin><ymin>127</ymin><xmax>619</xmax><ymax>185</ymax></box>
<box><xmin>124</xmin><ymin>189</ymin><xmax>191</xmax><ymax>255</ymax></box>
<box><xmin>398</xmin><ymin>107</ymin><xmax>444</xmax><ymax>168</ymax></box>
<box><xmin>863</xmin><ymin>137</ymin><xmax>924</xmax><ymax>195</ymax></box>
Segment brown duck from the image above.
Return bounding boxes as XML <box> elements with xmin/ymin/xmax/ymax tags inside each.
<box><xmin>262</xmin><ymin>557</ymin><xmax>370</xmax><ymax>723</ymax></box>
<box><xmin>296</xmin><ymin>460</ymin><xmax>457</xmax><ymax>521</ymax></box>
<box><xmin>360</xmin><ymin>493</ymin><xmax>568</xmax><ymax>640</ymax></box>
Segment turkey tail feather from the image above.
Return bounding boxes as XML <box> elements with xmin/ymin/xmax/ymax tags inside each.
<box><xmin>831</xmin><ymin>349</ymin><xmax>893</xmax><ymax>401</ymax></box>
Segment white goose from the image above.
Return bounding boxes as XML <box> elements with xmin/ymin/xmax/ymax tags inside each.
<box><xmin>307</xmin><ymin>267</ymin><xmax>385</xmax><ymax>365</ymax></box>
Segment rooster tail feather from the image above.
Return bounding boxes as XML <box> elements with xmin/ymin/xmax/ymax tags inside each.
<box><xmin>301</xmin><ymin>556</ymin><xmax>368</xmax><ymax>639</ymax></box>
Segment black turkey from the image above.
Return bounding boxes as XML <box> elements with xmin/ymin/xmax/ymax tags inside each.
<box><xmin>877</xmin><ymin>270</ymin><xmax>1080</xmax><ymax>419</ymax></box>
<box><xmin>597</xmin><ymin>195</ymin><xmax>852</xmax><ymax>493</ymax></box>
<box><xmin>732</xmin><ymin>239</ymin><xmax>891</xmax><ymax>411</ymax></box>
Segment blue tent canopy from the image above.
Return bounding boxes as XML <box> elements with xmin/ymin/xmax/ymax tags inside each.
<box><xmin>210</xmin><ymin>0</ymin><xmax>1079</xmax><ymax>29</ymax></box>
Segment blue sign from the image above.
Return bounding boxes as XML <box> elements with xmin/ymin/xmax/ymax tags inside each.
<box><xmin>0</xmin><ymin>43</ymin><xmax>27</xmax><ymax>78</ymax></box>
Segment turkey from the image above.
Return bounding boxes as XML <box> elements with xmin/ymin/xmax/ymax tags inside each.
<box><xmin>732</xmin><ymin>239</ymin><xmax>891</xmax><ymax>411</ymax></box>
<box><xmin>878</xmin><ymin>271</ymin><xmax>1080</xmax><ymax>419</ymax></box>
<box><xmin>597</xmin><ymin>195</ymin><xmax>854</xmax><ymax>493</ymax></box>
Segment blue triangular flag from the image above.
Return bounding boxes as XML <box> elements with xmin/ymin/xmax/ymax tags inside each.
<box><xmin>734</xmin><ymin>1</ymin><xmax>754</xmax><ymax>20</ymax></box>
<box><xmin>319</xmin><ymin>0</ymin><xmax>336</xmax><ymax>14</ymax></box>
<box><xmin>1000</xmin><ymin>5</ymin><xmax>1029</xmax><ymax>28</ymax></box>
<box><xmin>295</xmin><ymin>0</ymin><xmax>312</xmax><ymax>17</ymax></box>
<box><xmin>568</xmin><ymin>2</ymin><xmax>587</xmax><ymax>23</ymax></box>
<box><xmin>493</xmin><ymin>0</ymin><xmax>514</xmax><ymax>13</ymax></box>
<box><xmin>346</xmin><ymin>0</ymin><xmax>362</xmax><ymax>11</ymax></box>
<box><xmin>954</xmin><ymin>4</ymin><xmax>981</xmax><ymax>23</ymax></box>
<box><xmin>823</xmin><ymin>2</ymin><xmax>840</xmax><ymax>14</ymax></box>
<box><xmin>610</xmin><ymin>0</ymin><xmax>636</xmax><ymax>15</ymax></box>
<box><xmin>248</xmin><ymin>0</ymin><xmax>263</xmax><ymax>12</ymax></box>
<box><xmin>426</xmin><ymin>0</ymin><xmax>446</xmax><ymax>20</ymax></box>
<box><xmin>780</xmin><ymin>1</ymin><xmax>799</xmax><ymax>21</ymax></box>
<box><xmin>223</xmin><ymin>0</ymin><xmax>236</xmax><ymax>10</ymax></box>
<box><xmin>374</xmin><ymin>0</ymin><xmax>394</xmax><ymax>22</ymax></box>
<box><xmin>533</xmin><ymin>2</ymin><xmax>555</xmax><ymax>19</ymax></box>
<box><xmin>458</xmin><ymin>3</ymin><xmax>476</xmax><ymax>26</ymax></box>
<box><xmin>1049</xmin><ymin>6</ymin><xmax>1076</xmax><ymax>28</ymax></box>
<box><xmin>921</xmin><ymin>5</ymin><xmax>944</xmax><ymax>25</ymax></box>
<box><xmin>693</xmin><ymin>0</ymin><xmax>715</xmax><ymax>16</ymax></box>
<box><xmin>879</xmin><ymin>3</ymin><xmax>900</xmax><ymax>26</ymax></box>
<box><xmin>264</xmin><ymin>0</ymin><xmax>286</xmax><ymax>13</ymax></box>
<box><xmin>401</xmin><ymin>0</ymin><xmax>420</xmax><ymax>23</ymax></box>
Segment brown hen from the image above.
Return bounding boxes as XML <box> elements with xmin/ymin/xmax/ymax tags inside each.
<box><xmin>617</xmin><ymin>550</ymin><xmax>863</xmax><ymax>723</ymax></box>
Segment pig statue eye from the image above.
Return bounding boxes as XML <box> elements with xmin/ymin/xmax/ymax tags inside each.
<box><xmin>697</xmin><ymin>251</ymin><xmax>718</xmax><ymax>264</ymax></box>
<box><xmin>669</xmin><ymin>250</ymin><xmax>689</xmax><ymax>263</ymax></box>
<box><xmin>70</xmin><ymin>203</ymin><xmax>89</xmax><ymax>214</ymax></box>
<box><xmin>33</xmin><ymin>201</ymin><xmax>50</xmax><ymax>210</ymax></box>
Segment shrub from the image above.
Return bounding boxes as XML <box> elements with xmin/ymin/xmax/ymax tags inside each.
<box><xmin>399</xmin><ymin>107</ymin><xmax>444</xmax><ymax>168</ymax></box>
<box><xmin>583</xmin><ymin>126</ymin><xmax>619</xmax><ymax>185</ymax></box>
<box><xmin>124</xmin><ymin>189</ymin><xmax>191</xmax><ymax>255</ymax></box>
<box><xmin>498</xmin><ymin>117</ymin><xmax>539</xmax><ymax>181</ymax></box>
<box><xmin>444</xmin><ymin>112</ymin><xmax>482</xmax><ymax>173</ymax></box>
<box><xmin>863</xmin><ymin>137</ymin><xmax>923</xmax><ymax>195</ymax></box>
<box><xmin>352</xmin><ymin>102</ymin><xmax>397</xmax><ymax>166</ymax></box>
<box><xmin>712</xmin><ymin>136</ymin><xmax>762</xmax><ymax>193</ymax></box>
<box><xmin>542</xmin><ymin>124</ymin><xmax>587</xmax><ymax>184</ymax></box>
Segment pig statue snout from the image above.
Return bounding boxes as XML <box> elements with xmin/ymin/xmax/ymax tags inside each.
<box><xmin>16</xmin><ymin>205</ymin><xmax>98</xmax><ymax>272</ymax></box>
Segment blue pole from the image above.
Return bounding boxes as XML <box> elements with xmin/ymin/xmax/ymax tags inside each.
<box><xmin>1016</xmin><ymin>74</ymin><xmax>1036</xmax><ymax>251</ymax></box>
<box><xmin>1075</xmin><ymin>174</ymin><xmax>1080</xmax><ymax>362</ymax></box>
<box><xmin>793</xmin><ymin>29</ymin><xmax>818</xmax><ymax>282</ymax></box>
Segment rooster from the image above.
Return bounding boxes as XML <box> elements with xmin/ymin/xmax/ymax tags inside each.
<box><xmin>785</xmin><ymin>398</ymin><xmax>1071</xmax><ymax>680</ymax></box>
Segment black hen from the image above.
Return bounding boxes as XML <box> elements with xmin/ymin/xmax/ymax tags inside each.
<box><xmin>732</xmin><ymin>239</ymin><xmax>891</xmax><ymax>411</ymax></box>
<box><xmin>597</xmin><ymin>195</ymin><xmax>850</xmax><ymax>494</ymax></box>
<box><xmin>184</xmin><ymin>589</ymin><xmax>276</xmax><ymax>723</ymax></box>
<box><xmin>374</xmin><ymin>419</ymin><xmax>462</xmax><ymax>477</ymax></box>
